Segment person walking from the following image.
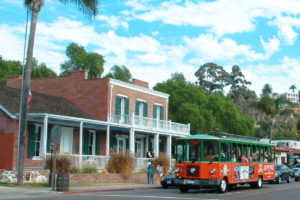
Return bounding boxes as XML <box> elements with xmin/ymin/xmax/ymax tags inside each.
<box><xmin>146</xmin><ymin>160</ymin><xmax>154</xmax><ymax>184</ymax></box>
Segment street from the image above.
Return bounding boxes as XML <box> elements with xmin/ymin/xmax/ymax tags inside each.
<box><xmin>2</xmin><ymin>181</ymin><xmax>300</xmax><ymax>200</ymax></box>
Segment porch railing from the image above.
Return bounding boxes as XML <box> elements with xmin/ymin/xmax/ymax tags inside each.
<box><xmin>107</xmin><ymin>114</ymin><xmax>190</xmax><ymax>136</ymax></box>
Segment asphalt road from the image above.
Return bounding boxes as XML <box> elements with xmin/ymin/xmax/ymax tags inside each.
<box><xmin>3</xmin><ymin>181</ymin><xmax>300</xmax><ymax>200</ymax></box>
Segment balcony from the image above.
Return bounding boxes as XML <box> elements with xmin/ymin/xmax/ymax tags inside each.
<box><xmin>107</xmin><ymin>114</ymin><xmax>190</xmax><ymax>136</ymax></box>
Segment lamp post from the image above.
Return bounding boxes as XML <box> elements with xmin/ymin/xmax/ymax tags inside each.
<box><xmin>48</xmin><ymin>142</ymin><xmax>54</xmax><ymax>187</ymax></box>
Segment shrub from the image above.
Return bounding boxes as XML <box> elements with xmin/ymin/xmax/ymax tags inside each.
<box><xmin>152</xmin><ymin>156</ymin><xmax>170</xmax><ymax>176</ymax></box>
<box><xmin>107</xmin><ymin>149</ymin><xmax>135</xmax><ymax>178</ymax></box>
<box><xmin>70</xmin><ymin>166</ymin><xmax>81</xmax><ymax>174</ymax></box>
<box><xmin>82</xmin><ymin>165</ymin><xmax>98</xmax><ymax>173</ymax></box>
<box><xmin>101</xmin><ymin>169</ymin><xmax>108</xmax><ymax>174</ymax></box>
<box><xmin>46</xmin><ymin>155</ymin><xmax>71</xmax><ymax>173</ymax></box>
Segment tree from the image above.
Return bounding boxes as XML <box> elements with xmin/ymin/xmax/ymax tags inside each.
<box><xmin>154</xmin><ymin>72</ymin><xmax>255</xmax><ymax>136</ymax></box>
<box><xmin>262</xmin><ymin>83</ymin><xmax>272</xmax><ymax>95</ymax></box>
<box><xmin>195</xmin><ymin>62</ymin><xmax>229</xmax><ymax>95</ymax></box>
<box><xmin>19</xmin><ymin>0</ymin><xmax>98</xmax><ymax>185</ymax></box>
<box><xmin>289</xmin><ymin>84</ymin><xmax>297</xmax><ymax>93</ymax></box>
<box><xmin>228</xmin><ymin>65</ymin><xmax>252</xmax><ymax>101</ymax></box>
<box><xmin>0</xmin><ymin>56</ymin><xmax>56</xmax><ymax>85</ymax></box>
<box><xmin>60</xmin><ymin>42</ymin><xmax>104</xmax><ymax>79</ymax></box>
<box><xmin>104</xmin><ymin>65</ymin><xmax>132</xmax><ymax>83</ymax></box>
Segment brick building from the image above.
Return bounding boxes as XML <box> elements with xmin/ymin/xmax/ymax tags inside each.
<box><xmin>1</xmin><ymin>71</ymin><xmax>190</xmax><ymax>170</ymax></box>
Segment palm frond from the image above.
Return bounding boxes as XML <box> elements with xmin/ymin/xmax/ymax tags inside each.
<box><xmin>59</xmin><ymin>0</ymin><xmax>99</xmax><ymax>18</ymax></box>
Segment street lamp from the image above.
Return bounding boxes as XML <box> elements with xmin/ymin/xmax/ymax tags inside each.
<box><xmin>48</xmin><ymin>142</ymin><xmax>54</xmax><ymax>187</ymax></box>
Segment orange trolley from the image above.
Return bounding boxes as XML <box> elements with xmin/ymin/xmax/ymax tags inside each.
<box><xmin>174</xmin><ymin>133</ymin><xmax>275</xmax><ymax>193</ymax></box>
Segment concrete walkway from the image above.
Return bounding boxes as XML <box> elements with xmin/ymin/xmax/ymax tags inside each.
<box><xmin>0</xmin><ymin>184</ymin><xmax>161</xmax><ymax>199</ymax></box>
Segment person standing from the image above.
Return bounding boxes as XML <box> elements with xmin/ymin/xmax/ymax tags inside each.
<box><xmin>157</xmin><ymin>164</ymin><xmax>163</xmax><ymax>179</ymax></box>
<box><xmin>146</xmin><ymin>160</ymin><xmax>154</xmax><ymax>184</ymax></box>
<box><xmin>146</xmin><ymin>150</ymin><xmax>153</xmax><ymax>158</ymax></box>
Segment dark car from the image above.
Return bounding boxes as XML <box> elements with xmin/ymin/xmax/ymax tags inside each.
<box><xmin>275</xmin><ymin>164</ymin><xmax>293</xmax><ymax>184</ymax></box>
<box><xmin>294</xmin><ymin>168</ymin><xmax>300</xmax><ymax>181</ymax></box>
<box><xmin>160</xmin><ymin>170</ymin><xmax>176</xmax><ymax>188</ymax></box>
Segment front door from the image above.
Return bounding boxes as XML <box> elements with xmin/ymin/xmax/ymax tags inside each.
<box><xmin>60</xmin><ymin>127</ymin><xmax>74</xmax><ymax>153</ymax></box>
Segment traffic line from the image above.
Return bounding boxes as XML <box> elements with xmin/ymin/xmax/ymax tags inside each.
<box><xmin>88</xmin><ymin>194</ymin><xmax>221</xmax><ymax>200</ymax></box>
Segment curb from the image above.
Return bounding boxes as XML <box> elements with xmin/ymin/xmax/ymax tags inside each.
<box><xmin>64</xmin><ymin>185</ymin><xmax>161</xmax><ymax>195</ymax></box>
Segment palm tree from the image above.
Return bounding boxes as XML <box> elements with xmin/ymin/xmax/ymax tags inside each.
<box><xmin>262</xmin><ymin>83</ymin><xmax>272</xmax><ymax>95</ymax></box>
<box><xmin>18</xmin><ymin>0</ymin><xmax>99</xmax><ymax>185</ymax></box>
<box><xmin>289</xmin><ymin>84</ymin><xmax>297</xmax><ymax>93</ymax></box>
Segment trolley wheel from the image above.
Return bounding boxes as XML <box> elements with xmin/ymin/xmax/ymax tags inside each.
<box><xmin>253</xmin><ymin>176</ymin><xmax>263</xmax><ymax>189</ymax></box>
<box><xmin>179</xmin><ymin>187</ymin><xmax>189</xmax><ymax>193</ymax></box>
<box><xmin>217</xmin><ymin>178</ymin><xmax>227</xmax><ymax>193</ymax></box>
<box><xmin>277</xmin><ymin>176</ymin><xmax>281</xmax><ymax>184</ymax></box>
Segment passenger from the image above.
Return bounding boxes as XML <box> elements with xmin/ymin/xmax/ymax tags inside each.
<box><xmin>237</xmin><ymin>151</ymin><xmax>242</xmax><ymax>162</ymax></box>
<box><xmin>242</xmin><ymin>153</ymin><xmax>249</xmax><ymax>163</ymax></box>
<box><xmin>232</xmin><ymin>152</ymin><xmax>237</xmax><ymax>162</ymax></box>
<box><xmin>247</xmin><ymin>152</ymin><xmax>252</xmax><ymax>162</ymax></box>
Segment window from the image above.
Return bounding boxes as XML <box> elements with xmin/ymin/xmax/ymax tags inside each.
<box><xmin>33</xmin><ymin>126</ymin><xmax>42</xmax><ymax>156</ymax></box>
<box><xmin>153</xmin><ymin>104</ymin><xmax>164</xmax><ymax>120</ymax></box>
<box><xmin>88</xmin><ymin>130</ymin><xmax>96</xmax><ymax>155</ymax></box>
<box><xmin>176</xmin><ymin>142</ymin><xmax>184</xmax><ymax>161</ymax></box>
<box><xmin>188</xmin><ymin>140</ymin><xmax>200</xmax><ymax>161</ymax></box>
<box><xmin>115</xmin><ymin>96</ymin><xmax>129</xmax><ymax>123</ymax></box>
<box><xmin>135</xmin><ymin>100</ymin><xmax>148</xmax><ymax>117</ymax></box>
<box><xmin>221</xmin><ymin>142</ymin><xmax>231</xmax><ymax>162</ymax></box>
<box><xmin>203</xmin><ymin>141</ymin><xmax>218</xmax><ymax>161</ymax></box>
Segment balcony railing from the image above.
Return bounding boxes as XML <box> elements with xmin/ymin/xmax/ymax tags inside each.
<box><xmin>107</xmin><ymin>114</ymin><xmax>190</xmax><ymax>136</ymax></box>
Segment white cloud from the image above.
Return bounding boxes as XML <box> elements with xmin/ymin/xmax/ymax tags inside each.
<box><xmin>152</xmin><ymin>31</ymin><xmax>159</xmax><ymax>36</ymax></box>
<box><xmin>96</xmin><ymin>15</ymin><xmax>129</xmax><ymax>30</ymax></box>
<box><xmin>260</xmin><ymin>36</ymin><xmax>280</xmax><ymax>58</ymax></box>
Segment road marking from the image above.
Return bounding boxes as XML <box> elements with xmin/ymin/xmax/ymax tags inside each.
<box><xmin>91</xmin><ymin>194</ymin><xmax>220</xmax><ymax>200</ymax></box>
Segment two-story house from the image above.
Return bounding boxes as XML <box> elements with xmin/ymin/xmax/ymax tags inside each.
<box><xmin>2</xmin><ymin>71</ymin><xmax>190</xmax><ymax>171</ymax></box>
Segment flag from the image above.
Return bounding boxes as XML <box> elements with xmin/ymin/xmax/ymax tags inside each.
<box><xmin>28</xmin><ymin>90</ymin><xmax>33</xmax><ymax>106</ymax></box>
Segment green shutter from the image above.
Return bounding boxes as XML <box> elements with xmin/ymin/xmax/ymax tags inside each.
<box><xmin>115</xmin><ymin>96</ymin><xmax>121</xmax><ymax>115</ymax></box>
<box><xmin>28</xmin><ymin>124</ymin><xmax>35</xmax><ymax>158</ymax></box>
<box><xmin>160</xmin><ymin>141</ymin><xmax>165</xmax><ymax>153</ymax></box>
<box><xmin>153</xmin><ymin>105</ymin><xmax>157</xmax><ymax>119</ymax></box>
<box><xmin>144</xmin><ymin>102</ymin><xmax>148</xmax><ymax>117</ymax></box>
<box><xmin>110</xmin><ymin>136</ymin><xmax>117</xmax><ymax>149</ymax></box>
<box><xmin>96</xmin><ymin>132</ymin><xmax>101</xmax><ymax>155</ymax></box>
<box><xmin>125</xmin><ymin>98</ymin><xmax>129</xmax><ymax>114</ymax></box>
<box><xmin>126</xmin><ymin>138</ymin><xmax>129</xmax><ymax>150</ymax></box>
<box><xmin>160</xmin><ymin>106</ymin><xmax>164</xmax><ymax>120</ymax></box>
<box><xmin>135</xmin><ymin>101</ymin><xmax>140</xmax><ymax>115</ymax></box>
<box><xmin>46</xmin><ymin>125</ymin><xmax>51</xmax><ymax>153</ymax></box>
<box><xmin>75</xmin><ymin>143</ymin><xmax>79</xmax><ymax>153</ymax></box>
<box><xmin>149</xmin><ymin>141</ymin><xmax>153</xmax><ymax>152</ymax></box>
<box><xmin>84</xmin><ymin>129</ymin><xmax>90</xmax><ymax>155</ymax></box>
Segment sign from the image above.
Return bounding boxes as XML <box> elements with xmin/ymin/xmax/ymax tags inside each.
<box><xmin>51</xmin><ymin>125</ymin><xmax>62</xmax><ymax>144</ymax></box>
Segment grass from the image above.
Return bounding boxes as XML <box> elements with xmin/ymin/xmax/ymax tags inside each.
<box><xmin>0</xmin><ymin>183</ymin><xmax>48</xmax><ymax>188</ymax></box>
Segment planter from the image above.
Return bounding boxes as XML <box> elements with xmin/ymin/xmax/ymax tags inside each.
<box><xmin>56</xmin><ymin>173</ymin><xmax>69</xmax><ymax>191</ymax></box>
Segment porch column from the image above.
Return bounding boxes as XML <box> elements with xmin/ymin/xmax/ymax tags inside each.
<box><xmin>129</xmin><ymin>128</ymin><xmax>135</xmax><ymax>154</ymax></box>
<box><xmin>167</xmin><ymin>135</ymin><xmax>172</xmax><ymax>158</ymax></box>
<box><xmin>42</xmin><ymin>115</ymin><xmax>48</xmax><ymax>168</ymax></box>
<box><xmin>154</xmin><ymin>133</ymin><xmax>159</xmax><ymax>158</ymax></box>
<box><xmin>145</xmin><ymin>136</ymin><xmax>149</xmax><ymax>152</ymax></box>
<box><xmin>106</xmin><ymin>125</ymin><xmax>110</xmax><ymax>157</ymax></box>
<box><xmin>79</xmin><ymin>122</ymin><xmax>83</xmax><ymax>168</ymax></box>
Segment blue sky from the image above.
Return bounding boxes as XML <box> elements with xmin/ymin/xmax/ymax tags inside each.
<box><xmin>1</xmin><ymin>0</ymin><xmax>300</xmax><ymax>95</ymax></box>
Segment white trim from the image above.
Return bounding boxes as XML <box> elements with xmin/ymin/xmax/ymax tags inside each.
<box><xmin>136</xmin><ymin>99</ymin><xmax>147</xmax><ymax>102</ymax></box>
<box><xmin>117</xmin><ymin>94</ymin><xmax>128</xmax><ymax>98</ymax></box>
<box><xmin>110</xmin><ymin>78</ymin><xmax>169</xmax><ymax>99</ymax></box>
<box><xmin>154</xmin><ymin>103</ymin><xmax>163</xmax><ymax>106</ymax></box>
<box><xmin>0</xmin><ymin>104</ymin><xmax>16</xmax><ymax>119</ymax></box>
<box><xmin>109</xmin><ymin>85</ymin><xmax>114</xmax><ymax>116</ymax></box>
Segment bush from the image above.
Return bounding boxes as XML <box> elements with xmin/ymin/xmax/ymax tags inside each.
<box><xmin>82</xmin><ymin>165</ymin><xmax>98</xmax><ymax>173</ymax></box>
<box><xmin>152</xmin><ymin>156</ymin><xmax>170</xmax><ymax>176</ymax></box>
<box><xmin>70</xmin><ymin>166</ymin><xmax>81</xmax><ymax>174</ymax></box>
<box><xmin>46</xmin><ymin>155</ymin><xmax>71</xmax><ymax>173</ymax></box>
<box><xmin>107</xmin><ymin>149</ymin><xmax>135</xmax><ymax>178</ymax></box>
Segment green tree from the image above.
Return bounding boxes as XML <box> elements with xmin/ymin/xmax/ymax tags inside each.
<box><xmin>195</xmin><ymin>62</ymin><xmax>229</xmax><ymax>95</ymax></box>
<box><xmin>262</xmin><ymin>83</ymin><xmax>272</xmax><ymax>95</ymax></box>
<box><xmin>0</xmin><ymin>56</ymin><xmax>56</xmax><ymax>85</ymax></box>
<box><xmin>60</xmin><ymin>42</ymin><xmax>104</xmax><ymax>78</ymax></box>
<box><xmin>289</xmin><ymin>84</ymin><xmax>297</xmax><ymax>93</ymax></box>
<box><xmin>154</xmin><ymin>72</ymin><xmax>255</xmax><ymax>136</ymax></box>
<box><xmin>104</xmin><ymin>65</ymin><xmax>132</xmax><ymax>83</ymax></box>
<box><xmin>19</xmin><ymin>0</ymin><xmax>98</xmax><ymax>185</ymax></box>
<box><xmin>228</xmin><ymin>65</ymin><xmax>252</xmax><ymax>101</ymax></box>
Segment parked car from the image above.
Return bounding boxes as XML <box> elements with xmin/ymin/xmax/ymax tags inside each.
<box><xmin>161</xmin><ymin>170</ymin><xmax>176</xmax><ymax>188</ymax></box>
<box><xmin>275</xmin><ymin>164</ymin><xmax>293</xmax><ymax>184</ymax></box>
<box><xmin>292</xmin><ymin>164</ymin><xmax>300</xmax><ymax>176</ymax></box>
<box><xmin>294</xmin><ymin>168</ymin><xmax>300</xmax><ymax>181</ymax></box>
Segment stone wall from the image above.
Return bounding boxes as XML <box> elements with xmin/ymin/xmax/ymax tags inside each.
<box><xmin>0</xmin><ymin>169</ymin><xmax>48</xmax><ymax>184</ymax></box>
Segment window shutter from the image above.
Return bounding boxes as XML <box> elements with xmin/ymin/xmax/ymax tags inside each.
<box><xmin>126</xmin><ymin>138</ymin><xmax>129</xmax><ymax>150</ymax></box>
<box><xmin>110</xmin><ymin>137</ymin><xmax>117</xmax><ymax>149</ymax></box>
<box><xmin>160</xmin><ymin>106</ymin><xmax>164</xmax><ymax>120</ymax></box>
<box><xmin>46</xmin><ymin>126</ymin><xmax>51</xmax><ymax>153</ymax></box>
<box><xmin>125</xmin><ymin>98</ymin><xmax>129</xmax><ymax>114</ymax></box>
<box><xmin>84</xmin><ymin>129</ymin><xmax>90</xmax><ymax>155</ymax></box>
<box><xmin>160</xmin><ymin>141</ymin><xmax>165</xmax><ymax>153</ymax></box>
<box><xmin>135</xmin><ymin>101</ymin><xmax>140</xmax><ymax>115</ymax></box>
<box><xmin>144</xmin><ymin>102</ymin><xmax>148</xmax><ymax>117</ymax></box>
<box><xmin>96</xmin><ymin>132</ymin><xmax>101</xmax><ymax>155</ymax></box>
<box><xmin>115</xmin><ymin>96</ymin><xmax>121</xmax><ymax>115</ymax></box>
<box><xmin>153</xmin><ymin>105</ymin><xmax>157</xmax><ymax>119</ymax></box>
<box><xmin>28</xmin><ymin>124</ymin><xmax>35</xmax><ymax>158</ymax></box>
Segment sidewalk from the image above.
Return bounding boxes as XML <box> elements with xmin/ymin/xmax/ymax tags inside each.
<box><xmin>0</xmin><ymin>183</ymin><xmax>161</xmax><ymax>199</ymax></box>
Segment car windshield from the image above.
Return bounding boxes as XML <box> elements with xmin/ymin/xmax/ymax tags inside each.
<box><xmin>276</xmin><ymin>165</ymin><xmax>282</xmax><ymax>171</ymax></box>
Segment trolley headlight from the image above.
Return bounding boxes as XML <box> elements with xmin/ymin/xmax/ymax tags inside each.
<box><xmin>210</xmin><ymin>169</ymin><xmax>216</xmax><ymax>174</ymax></box>
<box><xmin>190</xmin><ymin>168</ymin><xmax>196</xmax><ymax>174</ymax></box>
<box><xmin>175</xmin><ymin>168</ymin><xmax>179</xmax><ymax>173</ymax></box>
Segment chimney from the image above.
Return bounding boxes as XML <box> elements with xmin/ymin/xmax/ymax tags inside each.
<box><xmin>132</xmin><ymin>79</ymin><xmax>149</xmax><ymax>88</ymax></box>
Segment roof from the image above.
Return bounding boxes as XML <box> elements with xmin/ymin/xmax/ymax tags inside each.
<box><xmin>0</xmin><ymin>85</ymin><xmax>94</xmax><ymax>119</ymax></box>
<box><xmin>177</xmin><ymin>133</ymin><xmax>274</xmax><ymax>146</ymax></box>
